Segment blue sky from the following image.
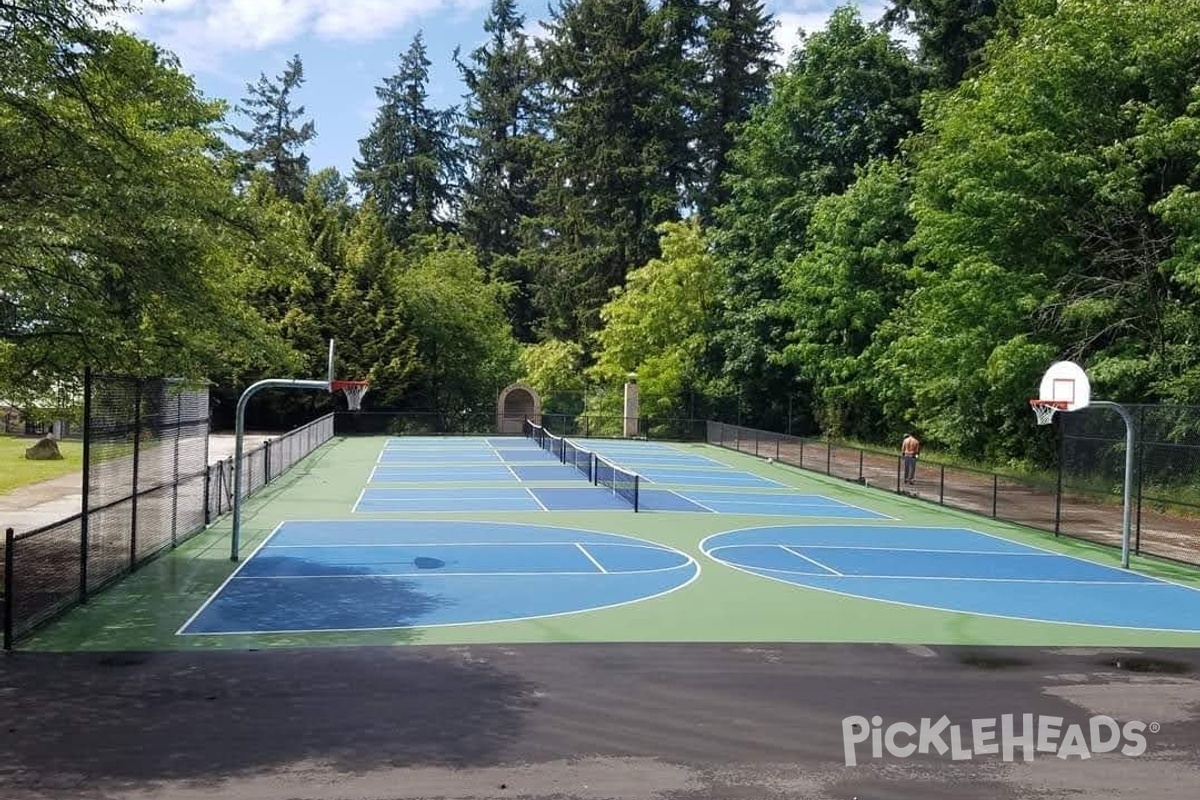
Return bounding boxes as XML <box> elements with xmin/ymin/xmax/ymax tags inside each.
<box><xmin>116</xmin><ymin>0</ymin><xmax>891</xmax><ymax>179</ymax></box>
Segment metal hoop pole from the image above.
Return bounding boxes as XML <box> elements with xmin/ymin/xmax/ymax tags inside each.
<box><xmin>232</xmin><ymin>379</ymin><xmax>329</xmax><ymax>561</ymax></box>
<box><xmin>1089</xmin><ymin>400</ymin><xmax>1136</xmax><ymax>569</ymax></box>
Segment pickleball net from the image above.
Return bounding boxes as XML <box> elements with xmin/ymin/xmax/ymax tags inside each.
<box><xmin>593</xmin><ymin>453</ymin><xmax>640</xmax><ymax>512</ymax></box>
<box><xmin>523</xmin><ymin>420</ymin><xmax>637</xmax><ymax>511</ymax></box>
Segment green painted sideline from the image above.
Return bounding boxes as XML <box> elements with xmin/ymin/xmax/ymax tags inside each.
<box><xmin>18</xmin><ymin>435</ymin><xmax>1200</xmax><ymax>652</ymax></box>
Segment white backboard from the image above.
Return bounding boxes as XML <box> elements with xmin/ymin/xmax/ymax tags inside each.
<box><xmin>1038</xmin><ymin>361</ymin><xmax>1091</xmax><ymax>411</ymax></box>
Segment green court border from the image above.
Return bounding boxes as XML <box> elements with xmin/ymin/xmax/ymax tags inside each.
<box><xmin>17</xmin><ymin>435</ymin><xmax>1200</xmax><ymax>651</ymax></box>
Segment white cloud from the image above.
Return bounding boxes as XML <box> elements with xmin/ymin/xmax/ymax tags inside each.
<box><xmin>120</xmin><ymin>0</ymin><xmax>484</xmax><ymax>72</ymax></box>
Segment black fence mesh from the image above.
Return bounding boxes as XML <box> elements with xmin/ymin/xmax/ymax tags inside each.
<box><xmin>708</xmin><ymin>419</ymin><xmax>1200</xmax><ymax>568</ymax></box>
<box><xmin>1062</xmin><ymin>404</ymin><xmax>1200</xmax><ymax>563</ymax></box>
<box><xmin>3</xmin><ymin>373</ymin><xmax>336</xmax><ymax>649</ymax></box>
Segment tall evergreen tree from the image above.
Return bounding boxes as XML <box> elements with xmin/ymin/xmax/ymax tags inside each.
<box><xmin>454</xmin><ymin>0</ymin><xmax>546</xmax><ymax>340</ymax></box>
<box><xmin>882</xmin><ymin>0</ymin><xmax>1024</xmax><ymax>88</ymax></box>
<box><xmin>692</xmin><ymin>0</ymin><xmax>778</xmax><ymax>220</ymax></box>
<box><xmin>526</xmin><ymin>0</ymin><xmax>687</xmax><ymax>341</ymax></box>
<box><xmin>354</xmin><ymin>33</ymin><xmax>464</xmax><ymax>245</ymax></box>
<box><xmin>229</xmin><ymin>54</ymin><xmax>316</xmax><ymax>202</ymax></box>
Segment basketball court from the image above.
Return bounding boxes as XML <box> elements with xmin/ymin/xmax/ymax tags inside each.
<box><xmin>6</xmin><ymin>359</ymin><xmax>1200</xmax><ymax>800</ymax></box>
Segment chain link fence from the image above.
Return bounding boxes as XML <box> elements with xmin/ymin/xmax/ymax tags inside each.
<box><xmin>708</xmin><ymin>418</ymin><xmax>1200</xmax><ymax>566</ymax></box>
<box><xmin>3</xmin><ymin>371</ymin><xmax>335</xmax><ymax>649</ymax></box>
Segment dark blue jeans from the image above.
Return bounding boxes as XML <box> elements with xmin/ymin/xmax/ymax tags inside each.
<box><xmin>902</xmin><ymin>455</ymin><xmax>917</xmax><ymax>483</ymax></box>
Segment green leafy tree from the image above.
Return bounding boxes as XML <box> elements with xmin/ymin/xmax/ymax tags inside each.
<box><xmin>1</xmin><ymin>17</ymin><xmax>291</xmax><ymax>393</ymax></box>
<box><xmin>355</xmin><ymin>33</ymin><xmax>464</xmax><ymax>245</ymax></box>
<box><xmin>229</xmin><ymin>54</ymin><xmax>316</xmax><ymax>202</ymax></box>
<box><xmin>883</xmin><ymin>0</ymin><xmax>1200</xmax><ymax>459</ymax></box>
<box><xmin>588</xmin><ymin>219</ymin><xmax>719</xmax><ymax>420</ymax></box>
<box><xmin>391</xmin><ymin>236</ymin><xmax>521</xmax><ymax>413</ymax></box>
<box><xmin>518</xmin><ymin>339</ymin><xmax>588</xmax><ymax>416</ymax></box>
<box><xmin>778</xmin><ymin>158</ymin><xmax>916</xmax><ymax>440</ymax></box>
<box><xmin>709</xmin><ymin>4</ymin><xmax>922</xmax><ymax>430</ymax></box>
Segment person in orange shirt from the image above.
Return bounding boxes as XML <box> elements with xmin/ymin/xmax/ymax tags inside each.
<box><xmin>901</xmin><ymin>433</ymin><xmax>921</xmax><ymax>485</ymax></box>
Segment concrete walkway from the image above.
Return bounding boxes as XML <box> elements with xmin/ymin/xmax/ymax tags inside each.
<box><xmin>1</xmin><ymin>432</ymin><xmax>279</xmax><ymax>535</ymax></box>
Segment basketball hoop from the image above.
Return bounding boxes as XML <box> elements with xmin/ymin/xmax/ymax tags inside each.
<box><xmin>1029</xmin><ymin>399</ymin><xmax>1068</xmax><ymax>426</ymax></box>
<box><xmin>331</xmin><ymin>380</ymin><xmax>369</xmax><ymax>411</ymax></box>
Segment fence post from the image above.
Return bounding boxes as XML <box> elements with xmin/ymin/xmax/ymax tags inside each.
<box><xmin>825</xmin><ymin>443</ymin><xmax>831</xmax><ymax>475</ymax></box>
<box><xmin>4</xmin><ymin>527</ymin><xmax>14</xmax><ymax>650</ymax></box>
<box><xmin>203</xmin><ymin>464</ymin><xmax>212</xmax><ymax>526</ymax></box>
<box><xmin>776</xmin><ymin>437</ymin><xmax>780</xmax><ymax>461</ymax></box>
<box><xmin>129</xmin><ymin>379</ymin><xmax>142</xmax><ymax>570</ymax></box>
<box><xmin>1134</xmin><ymin>405</ymin><xmax>1144</xmax><ymax>553</ymax></box>
<box><xmin>858</xmin><ymin>450</ymin><xmax>864</xmax><ymax>482</ymax></box>
<box><xmin>79</xmin><ymin>367</ymin><xmax>92</xmax><ymax>602</ymax></box>
<box><xmin>171</xmin><ymin>390</ymin><xmax>181</xmax><ymax>547</ymax></box>
<box><xmin>895</xmin><ymin>456</ymin><xmax>901</xmax><ymax>493</ymax></box>
<box><xmin>939</xmin><ymin>465</ymin><xmax>945</xmax><ymax>505</ymax></box>
<box><xmin>1054</xmin><ymin>414</ymin><xmax>1065</xmax><ymax>536</ymax></box>
<box><xmin>264</xmin><ymin>439</ymin><xmax>273</xmax><ymax>484</ymax></box>
<box><xmin>992</xmin><ymin>474</ymin><xmax>998</xmax><ymax>518</ymax></box>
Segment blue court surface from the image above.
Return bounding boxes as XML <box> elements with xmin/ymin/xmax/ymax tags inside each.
<box><xmin>179</xmin><ymin>521</ymin><xmax>698</xmax><ymax>634</ymax></box>
<box><xmin>701</xmin><ymin>525</ymin><xmax>1200</xmax><ymax>632</ymax></box>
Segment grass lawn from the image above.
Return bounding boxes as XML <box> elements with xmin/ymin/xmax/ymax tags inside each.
<box><xmin>0</xmin><ymin>434</ymin><xmax>81</xmax><ymax>495</ymax></box>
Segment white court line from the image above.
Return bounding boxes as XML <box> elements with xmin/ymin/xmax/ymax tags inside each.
<box><xmin>664</xmin><ymin>488</ymin><xmax>719</xmax><ymax>513</ymax></box>
<box><xmin>231</xmin><ymin>565</ymin><xmax>692</xmax><ymax>579</ymax></box>
<box><xmin>175</xmin><ymin>521</ymin><xmax>286</xmax><ymax>635</ymax></box>
<box><xmin>780</xmin><ymin>545</ymin><xmax>843</xmax><ymax>576</ymax></box>
<box><xmin>814</xmin><ymin>494</ymin><xmax>900</xmax><ymax>521</ymax></box>
<box><xmin>575</xmin><ymin>543</ymin><xmax>609</xmax><ymax>573</ymax></box>
<box><xmin>351</xmin><ymin>487</ymin><xmax>368</xmax><ymax>514</ymax></box>
<box><xmin>178</xmin><ymin>523</ymin><xmax>704</xmax><ymax>637</ymax></box>
<box><xmin>525</xmin><ymin>487</ymin><xmax>549</xmax><ymax>511</ymax></box>
<box><xmin>698</xmin><ymin>538</ymin><xmax>1200</xmax><ymax>635</ymax></box>
<box><xmin>263</xmin><ymin>541</ymin><xmax>687</xmax><ymax>550</ymax></box>
<box><xmin>708</xmin><ymin>544</ymin><xmax>1063</xmax><ymax>557</ymax></box>
<box><xmin>740</xmin><ymin>566</ymin><xmax>1166</xmax><ymax>586</ymax></box>
<box><xmin>691</xmin><ymin>498</ymin><xmax>864</xmax><ymax>508</ymax></box>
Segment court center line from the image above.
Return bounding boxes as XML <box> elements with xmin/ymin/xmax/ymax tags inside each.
<box><xmin>230</xmin><ymin>567</ymin><xmax>691</xmax><ymax>579</ymax></box>
<box><xmin>779</xmin><ymin>545</ymin><xmax>843</xmax><ymax>576</ymax></box>
<box><xmin>525</xmin><ymin>487</ymin><xmax>550</xmax><ymax>511</ymax></box>
<box><xmin>575</xmin><ymin>543</ymin><xmax>608</xmax><ymax>573</ymax></box>
<box><xmin>708</xmin><ymin>544</ymin><xmax>1059</xmax><ymax>557</ymax></box>
<box><xmin>263</xmin><ymin>541</ymin><xmax>686</xmax><ymax>549</ymax></box>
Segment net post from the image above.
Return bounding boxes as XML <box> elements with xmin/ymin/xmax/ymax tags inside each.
<box><xmin>633</xmin><ymin>475</ymin><xmax>640</xmax><ymax>512</ymax></box>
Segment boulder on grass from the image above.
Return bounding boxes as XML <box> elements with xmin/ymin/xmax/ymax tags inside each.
<box><xmin>25</xmin><ymin>436</ymin><xmax>63</xmax><ymax>460</ymax></box>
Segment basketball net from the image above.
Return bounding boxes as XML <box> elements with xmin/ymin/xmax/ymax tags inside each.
<box><xmin>332</xmin><ymin>380</ymin><xmax>369</xmax><ymax>411</ymax></box>
<box><xmin>1030</xmin><ymin>399</ymin><xmax>1067</xmax><ymax>426</ymax></box>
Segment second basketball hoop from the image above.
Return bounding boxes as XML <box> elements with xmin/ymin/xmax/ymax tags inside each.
<box><xmin>1030</xmin><ymin>361</ymin><xmax>1091</xmax><ymax>425</ymax></box>
<box><xmin>331</xmin><ymin>380</ymin><xmax>369</xmax><ymax>411</ymax></box>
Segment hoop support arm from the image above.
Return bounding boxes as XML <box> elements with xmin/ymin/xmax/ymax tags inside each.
<box><xmin>231</xmin><ymin>379</ymin><xmax>330</xmax><ymax>561</ymax></box>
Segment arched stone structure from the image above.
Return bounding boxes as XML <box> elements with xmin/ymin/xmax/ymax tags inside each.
<box><xmin>496</xmin><ymin>383</ymin><xmax>541</xmax><ymax>434</ymax></box>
